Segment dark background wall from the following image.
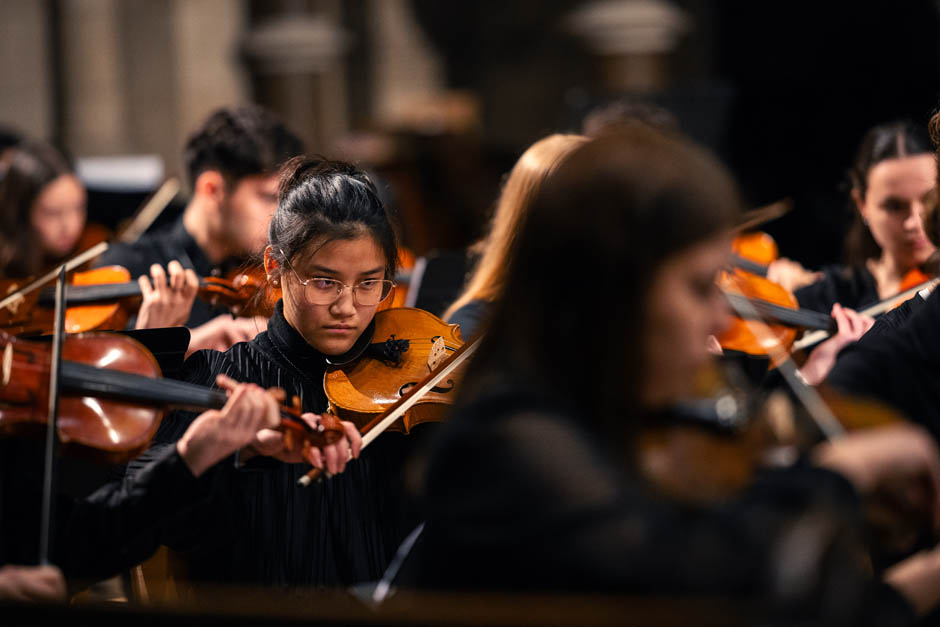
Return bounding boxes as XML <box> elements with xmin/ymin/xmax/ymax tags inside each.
<box><xmin>407</xmin><ymin>0</ymin><xmax>940</xmax><ymax>269</ymax></box>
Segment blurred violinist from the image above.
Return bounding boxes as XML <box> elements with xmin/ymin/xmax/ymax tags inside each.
<box><xmin>823</xmin><ymin>111</ymin><xmax>940</xmax><ymax>457</ymax></box>
<box><xmin>93</xmin><ymin>104</ymin><xmax>304</xmax><ymax>353</ymax></box>
<box><xmin>443</xmin><ymin>133</ymin><xmax>588</xmax><ymax>338</ymax></box>
<box><xmin>0</xmin><ymin>139</ymin><xmax>92</xmax><ymax>278</ymax></box>
<box><xmin>403</xmin><ymin>124</ymin><xmax>940</xmax><ymax>623</ymax></box>
<box><xmin>795</xmin><ymin>120</ymin><xmax>937</xmax><ymax>313</ymax></box>
<box><xmin>0</xmin><ymin>139</ymin><xmax>205</xmax><ymax>337</ymax></box>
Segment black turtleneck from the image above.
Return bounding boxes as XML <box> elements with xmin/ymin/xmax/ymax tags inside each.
<box><xmin>115</xmin><ymin>301</ymin><xmax>420</xmax><ymax>592</ymax></box>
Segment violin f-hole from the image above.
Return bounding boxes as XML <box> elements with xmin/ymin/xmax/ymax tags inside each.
<box><xmin>398</xmin><ymin>378</ymin><xmax>455</xmax><ymax>397</ymax></box>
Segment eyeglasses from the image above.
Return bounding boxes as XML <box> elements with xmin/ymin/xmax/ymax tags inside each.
<box><xmin>282</xmin><ymin>257</ymin><xmax>394</xmax><ymax>306</ymax></box>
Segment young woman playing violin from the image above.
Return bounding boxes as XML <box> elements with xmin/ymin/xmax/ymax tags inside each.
<box><xmin>823</xmin><ymin>111</ymin><xmax>940</xmax><ymax>463</ymax></box>
<box><xmin>109</xmin><ymin>156</ymin><xmax>423</xmax><ymax>593</ymax></box>
<box><xmin>0</xmin><ymin>139</ymin><xmax>207</xmax><ymax>338</ymax></box>
<box><xmin>0</xmin><ymin>139</ymin><xmax>103</xmax><ymax>279</ymax></box>
<box><xmin>403</xmin><ymin>124</ymin><xmax>940</xmax><ymax>623</ymax></box>
<box><xmin>794</xmin><ymin>120</ymin><xmax>937</xmax><ymax>313</ymax></box>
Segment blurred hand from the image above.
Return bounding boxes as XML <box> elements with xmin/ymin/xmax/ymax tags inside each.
<box><xmin>766</xmin><ymin>257</ymin><xmax>823</xmax><ymax>293</ymax></box>
<box><xmin>176</xmin><ymin>373</ymin><xmax>281</xmax><ymax>476</ymax></box>
<box><xmin>187</xmin><ymin>314</ymin><xmax>268</xmax><ymax>356</ymax></box>
<box><xmin>799</xmin><ymin>304</ymin><xmax>874</xmax><ymax>385</ymax></box>
<box><xmin>812</xmin><ymin>422</ymin><xmax>940</xmax><ymax>533</ymax></box>
<box><xmin>0</xmin><ymin>564</ymin><xmax>66</xmax><ymax>603</ymax></box>
<box><xmin>135</xmin><ymin>261</ymin><xmax>199</xmax><ymax>330</ymax></box>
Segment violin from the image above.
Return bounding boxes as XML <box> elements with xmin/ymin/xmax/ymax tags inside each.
<box><xmin>729</xmin><ymin>231</ymin><xmax>779</xmax><ymax>277</ymax></box>
<box><xmin>0</xmin><ymin>265</ymin><xmax>267</xmax><ymax>337</ymax></box>
<box><xmin>0</xmin><ymin>330</ymin><xmax>344</xmax><ymax>465</ymax></box>
<box><xmin>717</xmin><ymin>270</ymin><xmax>834</xmax><ymax>365</ymax></box>
<box><xmin>639</xmin><ymin>336</ymin><xmax>934</xmax><ymax>563</ymax></box>
<box><xmin>636</xmin><ymin>356</ymin><xmax>785</xmax><ymax>504</ymax></box>
<box><xmin>299</xmin><ymin>307</ymin><xmax>476</xmax><ymax>486</ymax></box>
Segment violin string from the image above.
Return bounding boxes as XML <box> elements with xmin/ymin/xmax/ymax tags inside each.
<box><xmin>724</xmin><ymin>292</ymin><xmax>832</xmax><ymax>331</ymax></box>
<box><xmin>38</xmin><ymin>277</ymin><xmax>240</xmax><ymax>307</ymax></box>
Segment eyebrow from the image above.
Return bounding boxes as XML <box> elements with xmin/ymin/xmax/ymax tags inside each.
<box><xmin>308</xmin><ymin>264</ymin><xmax>385</xmax><ymax>277</ymax></box>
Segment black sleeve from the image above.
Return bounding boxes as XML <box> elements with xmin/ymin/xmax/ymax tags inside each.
<box><xmin>863</xmin><ymin>293</ymin><xmax>925</xmax><ymax>337</ymax></box>
<box><xmin>414</xmin><ymin>403</ymin><xmax>912</xmax><ymax>622</ymax></box>
<box><xmin>825</xmin><ymin>287</ymin><xmax>940</xmax><ymax>440</ymax></box>
<box><xmin>93</xmin><ymin>240</ymin><xmax>159</xmax><ymax>281</ymax></box>
<box><xmin>445</xmin><ymin>300</ymin><xmax>491</xmax><ymax>340</ymax></box>
<box><xmin>795</xmin><ymin>265</ymin><xmax>879</xmax><ymax>313</ymax></box>
<box><xmin>55</xmin><ymin>444</ymin><xmax>215</xmax><ymax>581</ymax></box>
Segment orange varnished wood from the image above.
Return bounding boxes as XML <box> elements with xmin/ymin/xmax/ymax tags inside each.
<box><xmin>731</xmin><ymin>231</ymin><xmax>778</xmax><ymax>271</ymax></box>
<box><xmin>324</xmin><ymin>307</ymin><xmax>464</xmax><ymax>433</ymax></box>
<box><xmin>715</xmin><ymin>271</ymin><xmax>799</xmax><ymax>365</ymax></box>
<box><xmin>0</xmin><ymin>331</ymin><xmax>163</xmax><ymax>464</ymax></box>
<box><xmin>0</xmin><ymin>330</ymin><xmax>344</xmax><ymax>465</ymax></box>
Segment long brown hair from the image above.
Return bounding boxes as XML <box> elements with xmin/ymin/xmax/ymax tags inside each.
<box><xmin>459</xmin><ymin>124</ymin><xmax>742</xmax><ymax>447</ymax></box>
<box><xmin>0</xmin><ymin>140</ymin><xmax>74</xmax><ymax>277</ymax></box>
<box><xmin>443</xmin><ymin>134</ymin><xmax>587</xmax><ymax>321</ymax></box>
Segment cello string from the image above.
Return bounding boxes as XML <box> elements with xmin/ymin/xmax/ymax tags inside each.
<box><xmin>58</xmin><ymin>359</ymin><xmax>314</xmax><ymax>432</ymax></box>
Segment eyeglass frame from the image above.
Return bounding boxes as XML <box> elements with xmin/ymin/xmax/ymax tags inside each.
<box><xmin>279</xmin><ymin>251</ymin><xmax>395</xmax><ymax>306</ymax></box>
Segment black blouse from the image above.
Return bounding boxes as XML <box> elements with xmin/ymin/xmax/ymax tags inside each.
<box><xmin>402</xmin><ymin>369</ymin><xmax>915</xmax><ymax>624</ymax></box>
<box><xmin>123</xmin><ymin>301</ymin><xmax>421</xmax><ymax>591</ymax></box>
<box><xmin>794</xmin><ymin>264</ymin><xmax>879</xmax><ymax>314</ymax></box>
<box><xmin>825</xmin><ymin>287</ymin><xmax>940</xmax><ymax>441</ymax></box>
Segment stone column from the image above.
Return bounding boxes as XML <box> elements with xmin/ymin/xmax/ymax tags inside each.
<box><xmin>367</xmin><ymin>0</ymin><xmax>445</xmax><ymax>130</ymax></box>
<box><xmin>59</xmin><ymin>0</ymin><xmax>130</xmax><ymax>154</ymax></box>
<box><xmin>241</xmin><ymin>3</ymin><xmax>349</xmax><ymax>152</ymax></box>
<box><xmin>0</xmin><ymin>0</ymin><xmax>52</xmax><ymax>141</ymax></box>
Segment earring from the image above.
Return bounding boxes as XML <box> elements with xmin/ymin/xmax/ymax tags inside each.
<box><xmin>272</xmin><ymin>278</ymin><xmax>279</xmax><ymax>286</ymax></box>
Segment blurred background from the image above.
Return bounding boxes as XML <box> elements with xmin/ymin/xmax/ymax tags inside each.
<box><xmin>2</xmin><ymin>0</ymin><xmax>940</xmax><ymax>268</ymax></box>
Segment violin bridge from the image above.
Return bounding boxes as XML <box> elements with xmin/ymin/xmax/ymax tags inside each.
<box><xmin>427</xmin><ymin>336</ymin><xmax>447</xmax><ymax>372</ymax></box>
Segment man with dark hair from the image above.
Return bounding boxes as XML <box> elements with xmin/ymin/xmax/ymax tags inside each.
<box><xmin>96</xmin><ymin>104</ymin><xmax>304</xmax><ymax>353</ymax></box>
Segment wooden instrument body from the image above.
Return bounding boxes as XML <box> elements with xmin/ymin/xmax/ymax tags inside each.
<box><xmin>324</xmin><ymin>307</ymin><xmax>464</xmax><ymax>433</ymax></box>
